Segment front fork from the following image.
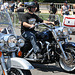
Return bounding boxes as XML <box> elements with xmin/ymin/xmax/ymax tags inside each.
<box><xmin>46</xmin><ymin>41</ymin><xmax>68</xmax><ymax>60</ymax></box>
<box><xmin>52</xmin><ymin>30</ymin><xmax>68</xmax><ymax>60</ymax></box>
<box><xmin>58</xmin><ymin>41</ymin><xmax>68</xmax><ymax>60</ymax></box>
<box><xmin>1</xmin><ymin>53</ymin><xmax>12</xmax><ymax>75</ymax></box>
<box><xmin>1</xmin><ymin>54</ymin><xmax>8</xmax><ymax>75</ymax></box>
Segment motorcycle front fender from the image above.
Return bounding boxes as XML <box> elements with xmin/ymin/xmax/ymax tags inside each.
<box><xmin>10</xmin><ymin>57</ymin><xmax>34</xmax><ymax>70</ymax></box>
<box><xmin>62</xmin><ymin>42</ymin><xmax>75</xmax><ymax>49</ymax></box>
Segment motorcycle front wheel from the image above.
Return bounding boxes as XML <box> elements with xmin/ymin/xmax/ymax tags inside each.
<box><xmin>8</xmin><ymin>68</ymin><xmax>32</xmax><ymax>75</ymax></box>
<box><xmin>59</xmin><ymin>49</ymin><xmax>75</xmax><ymax>72</ymax></box>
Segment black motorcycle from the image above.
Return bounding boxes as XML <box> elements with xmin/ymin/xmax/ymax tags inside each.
<box><xmin>21</xmin><ymin>22</ymin><xmax>75</xmax><ymax>72</ymax></box>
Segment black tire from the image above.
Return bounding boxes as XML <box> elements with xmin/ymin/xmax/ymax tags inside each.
<box><xmin>59</xmin><ymin>48</ymin><xmax>75</xmax><ymax>72</ymax></box>
<box><xmin>8</xmin><ymin>68</ymin><xmax>32</xmax><ymax>75</ymax></box>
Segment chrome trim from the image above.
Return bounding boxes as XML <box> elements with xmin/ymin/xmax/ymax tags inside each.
<box><xmin>25</xmin><ymin>48</ymin><xmax>33</xmax><ymax>58</ymax></box>
<box><xmin>45</xmin><ymin>41</ymin><xmax>51</xmax><ymax>59</ymax></box>
<box><xmin>58</xmin><ymin>41</ymin><xmax>68</xmax><ymax>60</ymax></box>
<box><xmin>1</xmin><ymin>54</ymin><xmax>8</xmax><ymax>75</ymax></box>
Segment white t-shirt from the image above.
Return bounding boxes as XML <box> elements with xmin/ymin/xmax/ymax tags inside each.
<box><xmin>62</xmin><ymin>5</ymin><xmax>70</xmax><ymax>14</ymax></box>
<box><xmin>17</xmin><ymin>2</ymin><xmax>22</xmax><ymax>8</ymax></box>
<box><xmin>1</xmin><ymin>4</ymin><xmax>4</xmax><ymax>10</ymax></box>
<box><xmin>4</xmin><ymin>2</ymin><xmax>9</xmax><ymax>8</ymax></box>
<box><xmin>1</xmin><ymin>2</ymin><xmax>8</xmax><ymax>10</ymax></box>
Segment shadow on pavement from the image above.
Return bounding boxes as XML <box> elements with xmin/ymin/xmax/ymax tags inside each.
<box><xmin>30</xmin><ymin>62</ymin><xmax>75</xmax><ymax>74</ymax></box>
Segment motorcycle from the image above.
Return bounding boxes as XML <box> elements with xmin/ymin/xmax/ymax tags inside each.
<box><xmin>0</xmin><ymin>5</ymin><xmax>34</xmax><ymax>75</ymax></box>
<box><xmin>21</xmin><ymin>18</ymin><xmax>75</xmax><ymax>72</ymax></box>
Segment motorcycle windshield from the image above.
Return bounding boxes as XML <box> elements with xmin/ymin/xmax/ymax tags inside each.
<box><xmin>0</xmin><ymin>11</ymin><xmax>14</xmax><ymax>34</ymax></box>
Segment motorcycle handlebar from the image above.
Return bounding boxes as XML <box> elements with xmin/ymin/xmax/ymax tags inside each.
<box><xmin>30</xmin><ymin>23</ymin><xmax>54</xmax><ymax>29</ymax></box>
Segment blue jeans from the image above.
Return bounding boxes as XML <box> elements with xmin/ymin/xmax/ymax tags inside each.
<box><xmin>23</xmin><ymin>31</ymin><xmax>40</xmax><ymax>53</ymax></box>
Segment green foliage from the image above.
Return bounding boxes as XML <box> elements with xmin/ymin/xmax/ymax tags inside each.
<box><xmin>28</xmin><ymin>0</ymin><xmax>34</xmax><ymax>2</ymax></box>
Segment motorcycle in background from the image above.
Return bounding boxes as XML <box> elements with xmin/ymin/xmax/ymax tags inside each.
<box><xmin>21</xmin><ymin>18</ymin><xmax>75</xmax><ymax>72</ymax></box>
<box><xmin>0</xmin><ymin>2</ymin><xmax>34</xmax><ymax>75</ymax></box>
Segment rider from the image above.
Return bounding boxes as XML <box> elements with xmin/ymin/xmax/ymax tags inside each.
<box><xmin>21</xmin><ymin>2</ymin><xmax>54</xmax><ymax>58</ymax></box>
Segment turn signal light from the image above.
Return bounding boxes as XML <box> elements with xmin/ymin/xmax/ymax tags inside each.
<box><xmin>18</xmin><ymin>51</ymin><xmax>22</xmax><ymax>57</ymax></box>
<box><xmin>57</xmin><ymin>39</ymin><xmax>60</xmax><ymax>42</ymax></box>
<box><xmin>0</xmin><ymin>51</ymin><xmax>2</xmax><ymax>57</ymax></box>
<box><xmin>3</xmin><ymin>70</ymin><xmax>5</xmax><ymax>75</ymax></box>
<box><xmin>69</xmin><ymin>37</ymin><xmax>72</xmax><ymax>40</ymax></box>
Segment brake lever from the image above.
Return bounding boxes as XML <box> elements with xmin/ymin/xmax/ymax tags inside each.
<box><xmin>29</xmin><ymin>23</ymin><xmax>53</xmax><ymax>29</ymax></box>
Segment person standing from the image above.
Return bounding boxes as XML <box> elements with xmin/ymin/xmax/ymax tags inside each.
<box><xmin>61</xmin><ymin>1</ymin><xmax>71</xmax><ymax>16</ymax></box>
<box><xmin>17</xmin><ymin>0</ymin><xmax>22</xmax><ymax>8</ymax></box>
<box><xmin>1</xmin><ymin>1</ymin><xmax>9</xmax><ymax>11</ymax></box>
<box><xmin>49</xmin><ymin>2</ymin><xmax>57</xmax><ymax>14</ymax></box>
<box><xmin>16</xmin><ymin>2</ymin><xmax>24</xmax><ymax>12</ymax></box>
<box><xmin>9</xmin><ymin>0</ymin><xmax>15</xmax><ymax>12</ymax></box>
<box><xmin>3</xmin><ymin>1</ymin><xmax>9</xmax><ymax>9</ymax></box>
<box><xmin>73</xmin><ymin>4</ymin><xmax>75</xmax><ymax>15</ymax></box>
<box><xmin>33</xmin><ymin>0</ymin><xmax>39</xmax><ymax>12</ymax></box>
<box><xmin>16</xmin><ymin>2</ymin><xmax>24</xmax><ymax>22</ymax></box>
<box><xmin>48</xmin><ymin>2</ymin><xmax>57</xmax><ymax>21</ymax></box>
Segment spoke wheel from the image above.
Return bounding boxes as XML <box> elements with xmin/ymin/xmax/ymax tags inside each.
<box><xmin>59</xmin><ymin>51</ymin><xmax>75</xmax><ymax>72</ymax></box>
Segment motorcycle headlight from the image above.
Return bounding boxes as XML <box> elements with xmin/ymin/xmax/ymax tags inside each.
<box><xmin>0</xmin><ymin>39</ymin><xmax>4</xmax><ymax>47</ymax></box>
<box><xmin>17</xmin><ymin>39</ymin><xmax>24</xmax><ymax>47</ymax></box>
<box><xmin>57</xmin><ymin>30</ymin><xmax>62</xmax><ymax>35</ymax></box>
<box><xmin>63</xmin><ymin>27</ymin><xmax>69</xmax><ymax>36</ymax></box>
<box><xmin>68</xmin><ymin>28</ymin><xmax>72</xmax><ymax>34</ymax></box>
<box><xmin>8</xmin><ymin>36</ymin><xmax>17</xmax><ymax>48</ymax></box>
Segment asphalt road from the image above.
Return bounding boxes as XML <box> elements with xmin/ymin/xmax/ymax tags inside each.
<box><xmin>30</xmin><ymin>62</ymin><xmax>75</xmax><ymax>75</ymax></box>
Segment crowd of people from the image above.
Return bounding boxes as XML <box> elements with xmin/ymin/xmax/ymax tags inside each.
<box><xmin>0</xmin><ymin>0</ymin><xmax>40</xmax><ymax>13</ymax></box>
<box><xmin>1</xmin><ymin>0</ymin><xmax>75</xmax><ymax>16</ymax></box>
<box><xmin>1</xmin><ymin>0</ymin><xmax>24</xmax><ymax>12</ymax></box>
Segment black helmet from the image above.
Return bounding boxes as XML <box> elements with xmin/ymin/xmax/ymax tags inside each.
<box><xmin>50</xmin><ymin>2</ymin><xmax>54</xmax><ymax>6</ymax></box>
<box><xmin>26</xmin><ymin>2</ymin><xmax>36</xmax><ymax>8</ymax></box>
